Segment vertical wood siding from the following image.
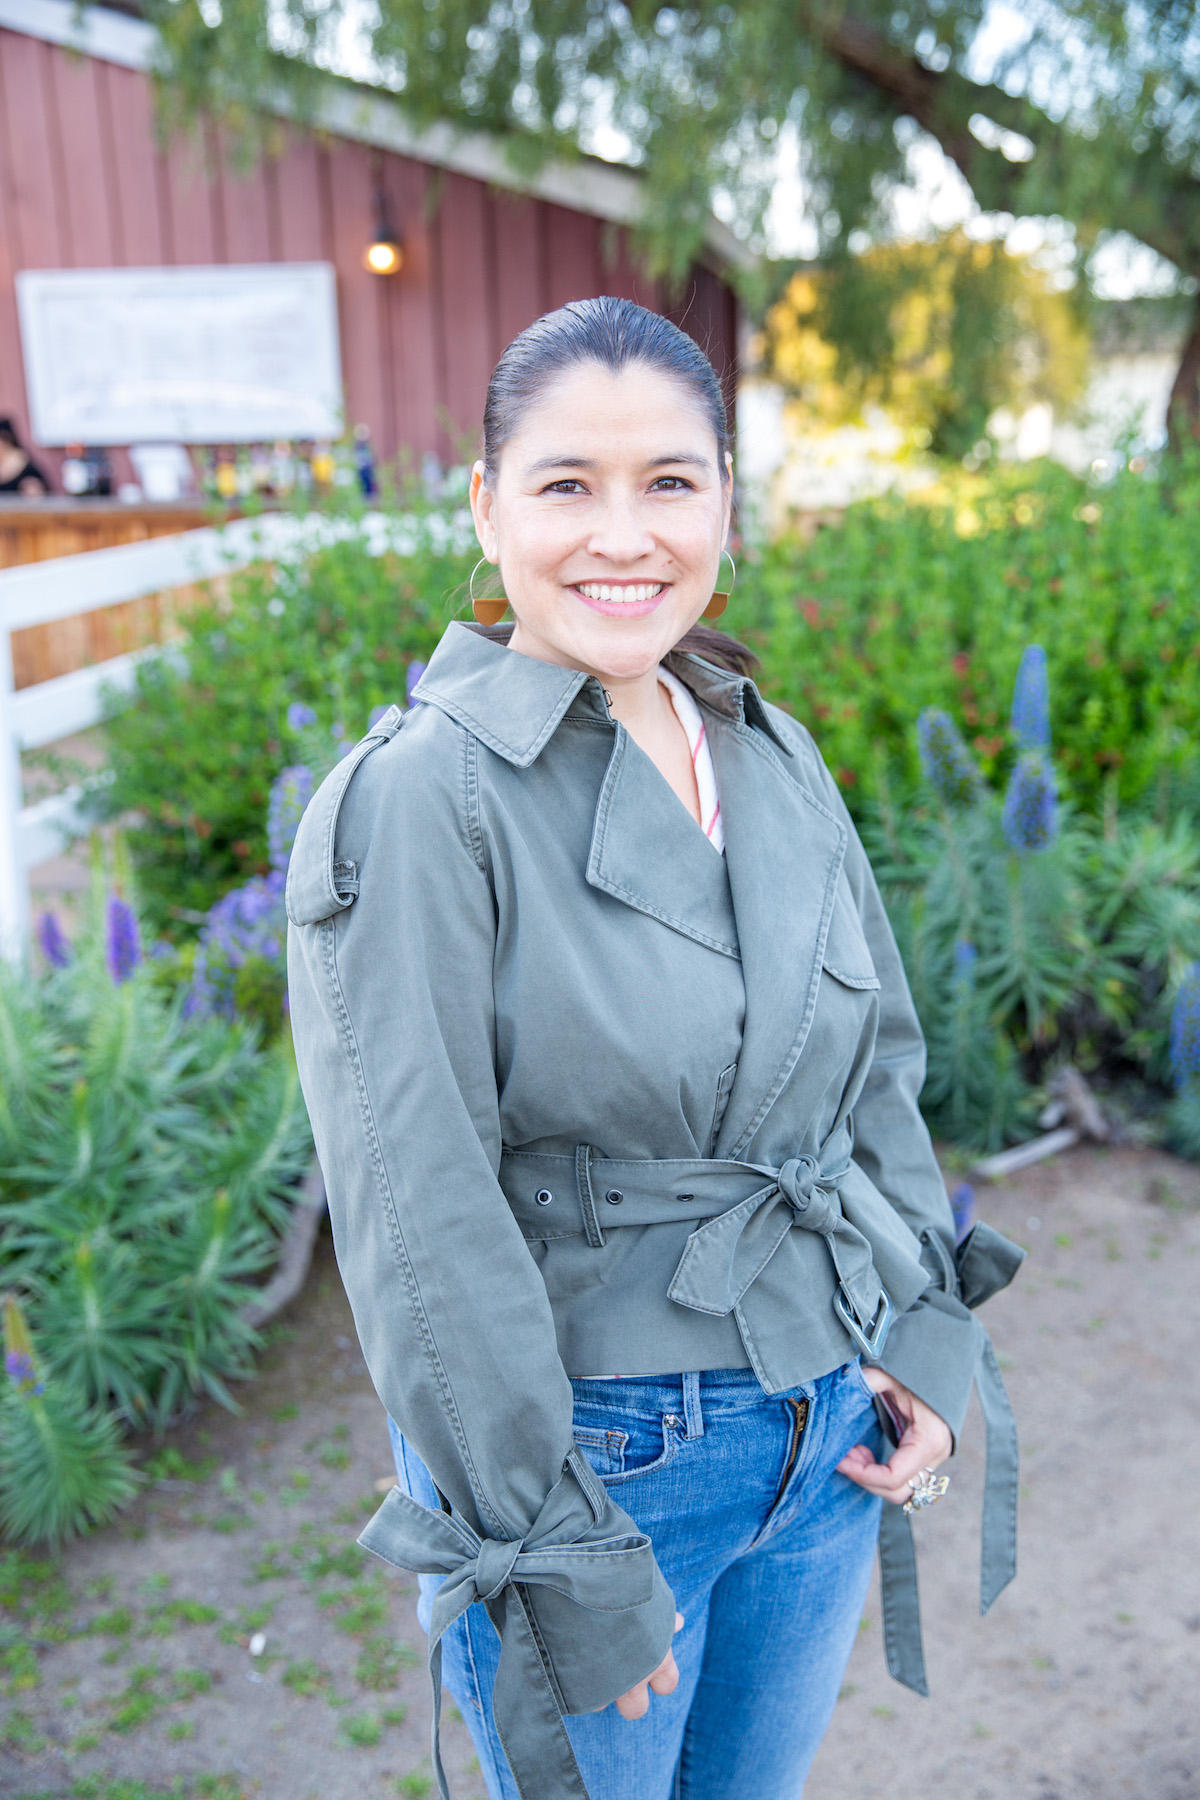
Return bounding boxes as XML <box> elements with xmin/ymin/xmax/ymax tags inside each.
<box><xmin>0</xmin><ymin>26</ymin><xmax>738</xmax><ymax>479</ymax></box>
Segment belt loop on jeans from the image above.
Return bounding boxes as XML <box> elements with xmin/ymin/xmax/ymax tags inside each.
<box><xmin>681</xmin><ymin>1371</ymin><xmax>704</xmax><ymax>1440</ymax></box>
<box><xmin>574</xmin><ymin>1144</ymin><xmax>606</xmax><ymax>1250</ymax></box>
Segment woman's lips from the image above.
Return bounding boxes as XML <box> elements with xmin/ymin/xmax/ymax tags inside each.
<box><xmin>569</xmin><ymin>580</ymin><xmax>668</xmax><ymax>618</ymax></box>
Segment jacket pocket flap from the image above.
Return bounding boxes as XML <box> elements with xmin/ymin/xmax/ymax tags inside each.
<box><xmin>822</xmin><ymin>880</ymin><xmax>881</xmax><ymax>990</ymax></box>
<box><xmin>285</xmin><ymin>707</ymin><xmax>404</xmax><ymax>925</ymax></box>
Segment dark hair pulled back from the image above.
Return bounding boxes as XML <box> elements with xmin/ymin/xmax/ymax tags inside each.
<box><xmin>481</xmin><ymin>296</ymin><xmax>757</xmax><ymax>678</ymax></box>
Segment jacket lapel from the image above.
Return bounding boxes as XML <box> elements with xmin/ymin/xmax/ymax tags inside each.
<box><xmin>708</xmin><ymin>711</ymin><xmax>847</xmax><ymax>1157</ymax></box>
<box><xmin>586</xmin><ymin>726</ymin><xmax>741</xmax><ymax>960</ymax></box>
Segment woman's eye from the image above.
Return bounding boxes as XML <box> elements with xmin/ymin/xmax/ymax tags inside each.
<box><xmin>650</xmin><ymin>476</ymin><xmax>694</xmax><ymax>492</ymax></box>
<box><xmin>543</xmin><ymin>478</ymin><xmax>587</xmax><ymax>495</ymax></box>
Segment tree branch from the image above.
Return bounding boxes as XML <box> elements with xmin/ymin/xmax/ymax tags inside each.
<box><xmin>813</xmin><ymin>10</ymin><xmax>1200</xmax><ymax>274</ymax></box>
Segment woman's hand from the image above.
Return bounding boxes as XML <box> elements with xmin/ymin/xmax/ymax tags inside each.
<box><xmin>836</xmin><ymin>1365</ymin><xmax>952</xmax><ymax>1504</ymax></box>
<box><xmin>614</xmin><ymin>1612</ymin><xmax>684</xmax><ymax>1719</ymax></box>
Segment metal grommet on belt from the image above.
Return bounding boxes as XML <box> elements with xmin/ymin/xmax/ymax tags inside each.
<box><xmin>535</xmin><ymin>1189</ymin><xmax>553</xmax><ymax>1206</ymax></box>
<box><xmin>604</xmin><ymin>1188</ymin><xmax>624</xmax><ymax>1206</ymax></box>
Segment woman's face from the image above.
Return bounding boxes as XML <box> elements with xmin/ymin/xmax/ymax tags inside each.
<box><xmin>469</xmin><ymin>361</ymin><xmax>732</xmax><ymax>685</ymax></box>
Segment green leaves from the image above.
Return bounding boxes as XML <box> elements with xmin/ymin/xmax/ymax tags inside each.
<box><xmin>0</xmin><ymin>1381</ymin><xmax>140</xmax><ymax>1550</ymax></box>
<box><xmin>744</xmin><ymin>458</ymin><xmax>1200</xmax><ymax>822</ymax></box>
<box><xmin>98</xmin><ymin>503</ymin><xmax>464</xmax><ymax>933</ymax></box>
<box><xmin>1</xmin><ymin>901</ymin><xmax>313</xmax><ymax>1545</ymax></box>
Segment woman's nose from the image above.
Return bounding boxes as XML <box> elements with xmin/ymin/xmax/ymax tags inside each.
<box><xmin>585</xmin><ymin>497</ymin><xmax>657</xmax><ymax>565</ymax></box>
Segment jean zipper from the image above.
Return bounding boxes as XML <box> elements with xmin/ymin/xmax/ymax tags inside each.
<box><xmin>771</xmin><ymin>1396</ymin><xmax>811</xmax><ymax>1508</ymax></box>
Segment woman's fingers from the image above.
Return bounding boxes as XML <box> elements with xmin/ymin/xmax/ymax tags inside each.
<box><xmin>615</xmin><ymin>1681</ymin><xmax>651</xmax><ymax>1721</ymax></box>
<box><xmin>614</xmin><ymin>1615</ymin><xmax>684</xmax><ymax>1719</ymax></box>
<box><xmin>836</xmin><ymin>1367</ymin><xmax>952</xmax><ymax>1505</ymax></box>
<box><xmin>649</xmin><ymin>1648</ymin><xmax>680</xmax><ymax>1696</ymax></box>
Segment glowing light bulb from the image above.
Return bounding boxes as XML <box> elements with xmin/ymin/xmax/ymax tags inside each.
<box><xmin>365</xmin><ymin>238</ymin><xmax>403</xmax><ymax>275</ymax></box>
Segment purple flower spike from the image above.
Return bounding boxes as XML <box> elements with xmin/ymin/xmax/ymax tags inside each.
<box><xmin>406</xmin><ymin>660</ymin><xmax>427</xmax><ymax>702</ymax></box>
<box><xmin>1170</xmin><ymin>963</ymin><xmax>1200</xmax><ymax>1092</ymax></box>
<box><xmin>287</xmin><ymin>701</ymin><xmax>318</xmax><ymax>732</ymax></box>
<box><xmin>266</xmin><ymin>765</ymin><xmax>315</xmax><ymax>874</ymax></box>
<box><xmin>5</xmin><ymin>1350</ymin><xmax>43</xmax><ymax>1397</ymax></box>
<box><xmin>36</xmin><ymin>910</ymin><xmax>71</xmax><ymax>969</ymax></box>
<box><xmin>1002</xmin><ymin>751</ymin><xmax>1058</xmax><ymax>854</ymax></box>
<box><xmin>950</xmin><ymin>1183</ymin><xmax>976</xmax><ymax>1245</ymax></box>
<box><xmin>105</xmin><ymin>895</ymin><xmax>142</xmax><ymax>985</ymax></box>
<box><xmin>1011</xmin><ymin>645</ymin><xmax>1050</xmax><ymax>753</ymax></box>
<box><xmin>917</xmin><ymin>708</ymin><xmax>981</xmax><ymax>809</ymax></box>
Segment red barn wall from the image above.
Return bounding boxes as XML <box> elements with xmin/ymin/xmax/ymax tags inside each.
<box><xmin>0</xmin><ymin>26</ymin><xmax>739</xmax><ymax>491</ymax></box>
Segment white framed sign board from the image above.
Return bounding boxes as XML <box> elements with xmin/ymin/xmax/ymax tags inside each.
<box><xmin>16</xmin><ymin>263</ymin><xmax>343</xmax><ymax>445</ymax></box>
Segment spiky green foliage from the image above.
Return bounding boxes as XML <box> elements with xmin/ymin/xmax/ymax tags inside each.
<box><xmin>0</xmin><ymin>886</ymin><xmax>312</xmax><ymax>1544</ymax></box>
<box><xmin>0</xmin><ymin>1376</ymin><xmax>140</xmax><ymax>1550</ymax></box>
<box><xmin>878</xmin><ymin>773</ymin><xmax>1200</xmax><ymax>1150</ymax></box>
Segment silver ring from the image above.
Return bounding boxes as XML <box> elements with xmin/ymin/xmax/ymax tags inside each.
<box><xmin>903</xmin><ymin>1467</ymin><xmax>950</xmax><ymax>1515</ymax></box>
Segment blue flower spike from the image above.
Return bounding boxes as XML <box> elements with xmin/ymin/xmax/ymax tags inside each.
<box><xmin>1011</xmin><ymin>644</ymin><xmax>1051</xmax><ymax>752</ymax></box>
<box><xmin>105</xmin><ymin>896</ymin><xmax>142</xmax><ymax>985</ymax></box>
<box><xmin>1170</xmin><ymin>963</ymin><xmax>1200</xmax><ymax>1092</ymax></box>
<box><xmin>917</xmin><ymin>708</ymin><xmax>981</xmax><ymax>809</ymax></box>
<box><xmin>950</xmin><ymin>1183</ymin><xmax>976</xmax><ymax>1245</ymax></box>
<box><xmin>36</xmin><ymin>910</ymin><xmax>71</xmax><ymax>969</ymax></box>
<box><xmin>1003</xmin><ymin>752</ymin><xmax>1059</xmax><ymax>854</ymax></box>
<box><xmin>267</xmin><ymin>766</ymin><xmax>315</xmax><ymax>874</ymax></box>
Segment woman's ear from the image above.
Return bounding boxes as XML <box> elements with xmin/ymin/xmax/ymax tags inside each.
<box><xmin>470</xmin><ymin>461</ymin><xmax>499</xmax><ymax>560</ymax></box>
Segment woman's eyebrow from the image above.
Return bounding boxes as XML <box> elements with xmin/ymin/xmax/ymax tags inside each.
<box><xmin>524</xmin><ymin>451</ymin><xmax>712</xmax><ymax>475</ymax></box>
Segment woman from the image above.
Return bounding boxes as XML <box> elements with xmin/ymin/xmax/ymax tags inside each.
<box><xmin>287</xmin><ymin>298</ymin><xmax>1022</xmax><ymax>1800</ymax></box>
<box><xmin>0</xmin><ymin>418</ymin><xmax>49</xmax><ymax>495</ymax></box>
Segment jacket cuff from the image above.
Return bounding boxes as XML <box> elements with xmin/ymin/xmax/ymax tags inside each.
<box><xmin>873</xmin><ymin>1291</ymin><xmax>985</xmax><ymax>1446</ymax></box>
<box><xmin>530</xmin><ymin>1556</ymin><xmax>677</xmax><ymax>1715</ymax></box>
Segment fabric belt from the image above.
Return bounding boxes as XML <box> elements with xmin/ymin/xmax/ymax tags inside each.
<box><xmin>501</xmin><ymin>1144</ymin><xmax>893</xmax><ymax>1355</ymax></box>
<box><xmin>501</xmin><ymin>1144</ymin><xmax>1021</xmax><ymax>1701</ymax></box>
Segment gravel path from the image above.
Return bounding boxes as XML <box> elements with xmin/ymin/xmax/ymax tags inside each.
<box><xmin>3</xmin><ymin>1145</ymin><xmax>1198</xmax><ymax>1799</ymax></box>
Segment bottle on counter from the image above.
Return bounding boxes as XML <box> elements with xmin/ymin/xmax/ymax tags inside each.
<box><xmin>214</xmin><ymin>450</ymin><xmax>239</xmax><ymax>503</ymax></box>
<box><xmin>310</xmin><ymin>441</ymin><xmax>335</xmax><ymax>490</ymax></box>
<box><xmin>61</xmin><ymin>443</ymin><xmax>88</xmax><ymax>496</ymax></box>
<box><xmin>353</xmin><ymin>423</ymin><xmax>377</xmax><ymax>497</ymax></box>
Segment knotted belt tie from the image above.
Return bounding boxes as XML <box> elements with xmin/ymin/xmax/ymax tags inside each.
<box><xmin>500</xmin><ymin>1146</ymin><xmax>1024</xmax><ymax>1697</ymax></box>
<box><xmin>501</xmin><ymin>1144</ymin><xmax>894</xmax><ymax>1354</ymax></box>
<box><xmin>359</xmin><ymin>1457</ymin><xmax>658</xmax><ymax>1800</ymax></box>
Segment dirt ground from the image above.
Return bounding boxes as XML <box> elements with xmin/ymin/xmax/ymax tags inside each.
<box><xmin>3</xmin><ymin>1144</ymin><xmax>1199</xmax><ymax>1800</ymax></box>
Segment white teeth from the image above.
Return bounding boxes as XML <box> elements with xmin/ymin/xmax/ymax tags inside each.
<box><xmin>577</xmin><ymin>582</ymin><xmax>664</xmax><ymax>603</ymax></box>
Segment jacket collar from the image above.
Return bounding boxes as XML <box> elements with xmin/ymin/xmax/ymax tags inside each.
<box><xmin>415</xmin><ymin>622</ymin><xmax>793</xmax><ymax>766</ymax></box>
<box><xmin>417</xmin><ymin>623</ymin><xmax>845</xmax><ymax>1159</ymax></box>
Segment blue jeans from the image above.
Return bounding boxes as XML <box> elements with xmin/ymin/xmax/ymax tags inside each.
<box><xmin>388</xmin><ymin>1361</ymin><xmax>883</xmax><ymax>1800</ymax></box>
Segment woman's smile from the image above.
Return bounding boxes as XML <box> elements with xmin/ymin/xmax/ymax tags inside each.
<box><xmin>570</xmin><ymin>578</ymin><xmax>669</xmax><ymax>616</ymax></box>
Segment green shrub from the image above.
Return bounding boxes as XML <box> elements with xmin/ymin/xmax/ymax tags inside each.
<box><xmin>0</xmin><ymin>880</ymin><xmax>312</xmax><ymax>1545</ymax></box>
<box><xmin>99</xmin><ymin>499</ymin><xmax>473</xmax><ymax>930</ymax></box>
<box><xmin>741</xmin><ymin>456</ymin><xmax>1200</xmax><ymax>819</ymax></box>
<box><xmin>876</xmin><ymin>690</ymin><xmax>1200</xmax><ymax>1150</ymax></box>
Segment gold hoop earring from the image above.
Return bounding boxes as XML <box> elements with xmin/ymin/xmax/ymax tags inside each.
<box><xmin>469</xmin><ymin>558</ymin><xmax>508</xmax><ymax>626</ymax></box>
<box><xmin>702</xmin><ymin>549</ymin><xmax>736</xmax><ymax>620</ymax></box>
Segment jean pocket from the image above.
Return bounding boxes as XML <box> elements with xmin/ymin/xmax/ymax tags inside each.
<box><xmin>571</xmin><ymin>1424</ymin><xmax>629</xmax><ymax>1478</ymax></box>
<box><xmin>581</xmin><ymin>1412</ymin><xmax>681</xmax><ymax>1487</ymax></box>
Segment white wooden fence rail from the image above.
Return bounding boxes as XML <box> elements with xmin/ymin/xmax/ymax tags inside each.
<box><xmin>0</xmin><ymin>509</ymin><xmax>438</xmax><ymax>956</ymax></box>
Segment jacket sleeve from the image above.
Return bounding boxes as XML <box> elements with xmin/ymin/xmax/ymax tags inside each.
<box><xmin>285</xmin><ymin>710</ymin><xmax>676</xmax><ymax>1718</ymax></box>
<box><xmin>775</xmin><ymin>712</ymin><xmax>994</xmax><ymax>1441</ymax></box>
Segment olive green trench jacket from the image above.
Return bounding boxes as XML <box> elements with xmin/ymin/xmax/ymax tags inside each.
<box><xmin>286</xmin><ymin>623</ymin><xmax>1021</xmax><ymax>1800</ymax></box>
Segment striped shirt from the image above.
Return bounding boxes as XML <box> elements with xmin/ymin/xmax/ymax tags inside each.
<box><xmin>658</xmin><ymin>664</ymin><xmax>724</xmax><ymax>854</ymax></box>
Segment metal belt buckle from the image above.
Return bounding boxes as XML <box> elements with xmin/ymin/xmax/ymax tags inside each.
<box><xmin>834</xmin><ymin>1285</ymin><xmax>894</xmax><ymax>1359</ymax></box>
